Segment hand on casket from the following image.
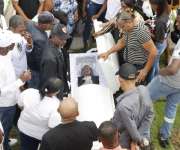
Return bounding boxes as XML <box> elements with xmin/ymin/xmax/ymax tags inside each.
<box><xmin>98</xmin><ymin>51</ymin><xmax>109</xmax><ymax>61</ymax></box>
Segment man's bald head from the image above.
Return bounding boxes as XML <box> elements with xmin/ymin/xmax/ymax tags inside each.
<box><xmin>58</xmin><ymin>97</ymin><xmax>79</xmax><ymax>122</ymax></box>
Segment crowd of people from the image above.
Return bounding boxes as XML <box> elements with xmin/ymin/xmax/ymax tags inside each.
<box><xmin>0</xmin><ymin>0</ymin><xmax>180</xmax><ymax>150</ymax></box>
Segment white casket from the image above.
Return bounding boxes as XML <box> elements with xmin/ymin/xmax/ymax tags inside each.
<box><xmin>93</xmin><ymin>20</ymin><xmax>119</xmax><ymax>94</ymax></box>
<box><xmin>74</xmin><ymin>84</ymin><xmax>115</xmax><ymax>150</ymax></box>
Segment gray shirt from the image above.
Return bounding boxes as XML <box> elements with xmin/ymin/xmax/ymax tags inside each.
<box><xmin>112</xmin><ymin>86</ymin><xmax>153</xmax><ymax>148</ymax></box>
<box><xmin>161</xmin><ymin>39</ymin><xmax>180</xmax><ymax>88</ymax></box>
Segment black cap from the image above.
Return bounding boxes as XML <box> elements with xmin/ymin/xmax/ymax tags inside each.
<box><xmin>115</xmin><ymin>63</ymin><xmax>137</xmax><ymax>80</ymax></box>
<box><xmin>38</xmin><ymin>11</ymin><xmax>54</xmax><ymax>24</ymax></box>
<box><xmin>51</xmin><ymin>23</ymin><xmax>70</xmax><ymax>40</ymax></box>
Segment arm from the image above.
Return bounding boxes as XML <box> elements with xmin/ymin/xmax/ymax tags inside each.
<box><xmin>0</xmin><ymin>122</ymin><xmax>3</xmax><ymax>144</ymax></box>
<box><xmin>0</xmin><ymin>70</ymin><xmax>31</xmax><ymax>97</ymax></box>
<box><xmin>22</xmin><ymin>31</ymin><xmax>33</xmax><ymax>51</ymax></box>
<box><xmin>99</xmin><ymin>36</ymin><xmax>126</xmax><ymax>60</ymax></box>
<box><xmin>92</xmin><ymin>0</ymin><xmax>107</xmax><ymax>20</ymax></box>
<box><xmin>88</xmin><ymin>121</ymin><xmax>98</xmax><ymax>141</ymax></box>
<box><xmin>11</xmin><ymin>0</ymin><xmax>29</xmax><ymax>20</ymax></box>
<box><xmin>137</xmin><ymin>39</ymin><xmax>157</xmax><ymax>82</ymax></box>
<box><xmin>37</xmin><ymin>0</ymin><xmax>45</xmax><ymax>14</ymax></box>
<box><xmin>143</xmin><ymin>39</ymin><xmax>157</xmax><ymax>73</ymax></box>
<box><xmin>82</xmin><ymin>0</ymin><xmax>88</xmax><ymax>17</ymax></box>
<box><xmin>138</xmin><ymin>106</ymin><xmax>154</xmax><ymax>138</ymax></box>
<box><xmin>159</xmin><ymin>59</ymin><xmax>180</xmax><ymax>76</ymax></box>
<box><xmin>48</xmin><ymin>111</ymin><xmax>61</xmax><ymax>128</ymax></box>
<box><xmin>39</xmin><ymin>136</ymin><xmax>52</xmax><ymax>150</ymax></box>
<box><xmin>0</xmin><ymin>79</ymin><xmax>24</xmax><ymax>97</ymax></box>
<box><xmin>119</xmin><ymin>107</ymin><xmax>142</xmax><ymax>144</ymax></box>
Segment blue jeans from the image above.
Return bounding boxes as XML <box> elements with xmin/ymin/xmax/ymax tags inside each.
<box><xmin>83</xmin><ymin>0</ymin><xmax>106</xmax><ymax>43</ymax></box>
<box><xmin>148</xmin><ymin>40</ymin><xmax>167</xmax><ymax>82</ymax></box>
<box><xmin>28</xmin><ymin>70</ymin><xmax>40</xmax><ymax>89</ymax></box>
<box><xmin>0</xmin><ymin>106</ymin><xmax>16</xmax><ymax>150</ymax></box>
<box><xmin>147</xmin><ymin>76</ymin><xmax>180</xmax><ymax>139</ymax></box>
<box><xmin>19</xmin><ymin>132</ymin><xmax>40</xmax><ymax>150</ymax></box>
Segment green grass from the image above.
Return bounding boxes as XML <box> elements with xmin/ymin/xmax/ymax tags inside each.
<box><xmin>151</xmin><ymin>100</ymin><xmax>180</xmax><ymax>150</ymax></box>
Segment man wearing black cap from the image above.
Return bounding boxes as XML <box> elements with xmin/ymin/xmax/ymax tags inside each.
<box><xmin>40</xmin><ymin>23</ymin><xmax>70</xmax><ymax>97</ymax></box>
<box><xmin>26</xmin><ymin>11</ymin><xmax>54</xmax><ymax>89</ymax></box>
<box><xmin>112</xmin><ymin>63</ymin><xmax>153</xmax><ymax>149</ymax></box>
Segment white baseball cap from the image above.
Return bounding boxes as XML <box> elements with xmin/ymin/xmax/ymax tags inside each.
<box><xmin>0</xmin><ymin>30</ymin><xmax>22</xmax><ymax>48</ymax></box>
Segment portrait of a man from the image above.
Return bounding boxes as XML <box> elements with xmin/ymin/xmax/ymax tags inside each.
<box><xmin>78</xmin><ymin>65</ymin><xmax>99</xmax><ymax>87</ymax></box>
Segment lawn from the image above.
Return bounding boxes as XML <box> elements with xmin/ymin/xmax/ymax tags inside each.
<box><xmin>151</xmin><ymin>101</ymin><xmax>180</xmax><ymax>150</ymax></box>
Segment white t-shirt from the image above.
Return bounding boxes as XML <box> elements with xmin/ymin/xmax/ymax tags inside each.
<box><xmin>18</xmin><ymin>94</ymin><xmax>61</xmax><ymax>140</ymax></box>
<box><xmin>0</xmin><ymin>53</ymin><xmax>23</xmax><ymax>107</ymax></box>
<box><xmin>105</xmin><ymin>0</ymin><xmax>121</xmax><ymax>20</ymax></box>
<box><xmin>91</xmin><ymin>0</ymin><xmax>106</xmax><ymax>5</ymax></box>
<box><xmin>11</xmin><ymin>34</ymin><xmax>32</xmax><ymax>78</ymax></box>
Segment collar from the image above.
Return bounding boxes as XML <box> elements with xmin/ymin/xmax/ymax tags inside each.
<box><xmin>116</xmin><ymin>88</ymin><xmax>137</xmax><ymax>103</ymax></box>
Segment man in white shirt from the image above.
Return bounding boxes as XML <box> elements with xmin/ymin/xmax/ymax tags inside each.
<box><xmin>0</xmin><ymin>30</ymin><xmax>31</xmax><ymax>150</ymax></box>
<box><xmin>148</xmin><ymin>38</ymin><xmax>180</xmax><ymax>148</ymax></box>
<box><xmin>9</xmin><ymin>15</ymin><xmax>33</xmax><ymax>78</ymax></box>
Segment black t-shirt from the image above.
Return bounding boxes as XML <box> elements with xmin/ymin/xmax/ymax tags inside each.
<box><xmin>18</xmin><ymin>0</ymin><xmax>40</xmax><ymax>19</ymax></box>
<box><xmin>40</xmin><ymin>121</ymin><xmax>98</xmax><ymax>150</ymax></box>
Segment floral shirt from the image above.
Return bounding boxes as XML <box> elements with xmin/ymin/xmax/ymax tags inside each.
<box><xmin>54</xmin><ymin>0</ymin><xmax>78</xmax><ymax>34</ymax></box>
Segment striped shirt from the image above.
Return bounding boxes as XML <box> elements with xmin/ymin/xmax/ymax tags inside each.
<box><xmin>123</xmin><ymin>22</ymin><xmax>151</xmax><ymax>65</ymax></box>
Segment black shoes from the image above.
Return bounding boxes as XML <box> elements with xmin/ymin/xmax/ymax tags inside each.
<box><xmin>158</xmin><ymin>133</ymin><xmax>169</xmax><ymax>148</ymax></box>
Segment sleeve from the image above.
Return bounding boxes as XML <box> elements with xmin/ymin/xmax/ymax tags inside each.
<box><xmin>88</xmin><ymin>121</ymin><xmax>98</xmax><ymax>141</ymax></box>
<box><xmin>22</xmin><ymin>37</ymin><xmax>33</xmax><ymax>53</ymax></box>
<box><xmin>40</xmin><ymin>59</ymin><xmax>57</xmax><ymax>85</ymax></box>
<box><xmin>112</xmin><ymin>109</ymin><xmax>124</xmax><ymax>132</ymax></box>
<box><xmin>172</xmin><ymin>40</ymin><xmax>180</xmax><ymax>59</ymax></box>
<box><xmin>39</xmin><ymin>136</ymin><xmax>51</xmax><ymax>150</ymax></box>
<box><xmin>138</xmin><ymin>106</ymin><xmax>154</xmax><ymax>139</ymax></box>
<box><xmin>48</xmin><ymin>111</ymin><xmax>61</xmax><ymax>128</ymax></box>
<box><xmin>17</xmin><ymin>91</ymin><xmax>25</xmax><ymax>108</ymax></box>
<box><xmin>0</xmin><ymin>78</ymin><xmax>24</xmax><ymax>97</ymax></box>
<box><xmin>118</xmin><ymin>106</ymin><xmax>142</xmax><ymax>144</ymax></box>
<box><xmin>137</xmin><ymin>26</ymin><xmax>151</xmax><ymax>44</ymax></box>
